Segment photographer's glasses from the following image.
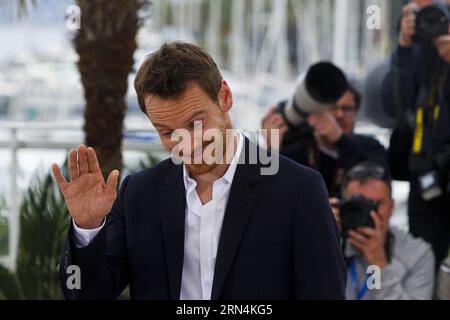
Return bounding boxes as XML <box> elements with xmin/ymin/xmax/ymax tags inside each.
<box><xmin>330</xmin><ymin>104</ymin><xmax>357</xmax><ymax>114</ymax></box>
<box><xmin>347</xmin><ymin>163</ymin><xmax>387</xmax><ymax>181</ymax></box>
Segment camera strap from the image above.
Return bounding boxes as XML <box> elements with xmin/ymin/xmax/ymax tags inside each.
<box><xmin>411</xmin><ymin>65</ymin><xmax>448</xmax><ymax>171</ymax></box>
<box><xmin>348</xmin><ymin>257</ymin><xmax>369</xmax><ymax>300</ymax></box>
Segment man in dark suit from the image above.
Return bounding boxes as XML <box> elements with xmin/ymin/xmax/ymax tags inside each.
<box><xmin>52</xmin><ymin>42</ymin><xmax>346</xmax><ymax>300</ymax></box>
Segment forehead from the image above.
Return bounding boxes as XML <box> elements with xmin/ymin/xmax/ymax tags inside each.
<box><xmin>346</xmin><ymin>179</ymin><xmax>390</xmax><ymax>199</ymax></box>
<box><xmin>145</xmin><ymin>83</ymin><xmax>214</xmax><ymax>121</ymax></box>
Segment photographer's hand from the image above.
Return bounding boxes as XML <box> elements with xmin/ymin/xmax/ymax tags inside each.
<box><xmin>52</xmin><ymin>144</ymin><xmax>120</xmax><ymax>229</ymax></box>
<box><xmin>329</xmin><ymin>198</ymin><xmax>341</xmax><ymax>230</ymax></box>
<box><xmin>399</xmin><ymin>2</ymin><xmax>419</xmax><ymax>48</ymax></box>
<box><xmin>261</xmin><ymin>107</ymin><xmax>288</xmax><ymax>150</ymax></box>
<box><xmin>434</xmin><ymin>34</ymin><xmax>450</xmax><ymax>63</ymax></box>
<box><xmin>348</xmin><ymin>212</ymin><xmax>388</xmax><ymax>268</ymax></box>
<box><xmin>308</xmin><ymin>111</ymin><xmax>343</xmax><ymax>144</ymax></box>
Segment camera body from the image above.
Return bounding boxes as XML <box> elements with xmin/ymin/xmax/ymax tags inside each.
<box><xmin>416</xmin><ymin>148</ymin><xmax>450</xmax><ymax>201</ymax></box>
<box><xmin>336</xmin><ymin>195</ymin><xmax>379</xmax><ymax>238</ymax></box>
<box><xmin>414</xmin><ymin>4</ymin><xmax>450</xmax><ymax>42</ymax></box>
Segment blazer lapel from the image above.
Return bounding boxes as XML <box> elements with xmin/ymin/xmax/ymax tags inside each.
<box><xmin>211</xmin><ymin>137</ymin><xmax>262</xmax><ymax>299</ymax></box>
<box><xmin>161</xmin><ymin>163</ymin><xmax>186</xmax><ymax>300</ymax></box>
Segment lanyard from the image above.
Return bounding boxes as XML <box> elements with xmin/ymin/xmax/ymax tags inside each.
<box><xmin>348</xmin><ymin>258</ymin><xmax>369</xmax><ymax>300</ymax></box>
<box><xmin>412</xmin><ymin>104</ymin><xmax>440</xmax><ymax>155</ymax></box>
<box><xmin>412</xmin><ymin>68</ymin><xmax>447</xmax><ymax>156</ymax></box>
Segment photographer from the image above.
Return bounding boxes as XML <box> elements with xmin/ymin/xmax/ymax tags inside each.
<box><xmin>332</xmin><ymin>162</ymin><xmax>435</xmax><ymax>300</ymax></box>
<box><xmin>382</xmin><ymin>0</ymin><xmax>450</xmax><ymax>266</ymax></box>
<box><xmin>262</xmin><ymin>84</ymin><xmax>388</xmax><ymax>197</ymax></box>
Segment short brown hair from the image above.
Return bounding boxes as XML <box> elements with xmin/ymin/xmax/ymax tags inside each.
<box><xmin>347</xmin><ymin>82</ymin><xmax>361</xmax><ymax>110</ymax></box>
<box><xmin>134</xmin><ymin>42</ymin><xmax>223</xmax><ymax>113</ymax></box>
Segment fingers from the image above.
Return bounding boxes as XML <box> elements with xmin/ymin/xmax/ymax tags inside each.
<box><xmin>271</xmin><ymin>115</ymin><xmax>285</xmax><ymax>128</ymax></box>
<box><xmin>52</xmin><ymin>164</ymin><xmax>68</xmax><ymax>190</ymax></box>
<box><xmin>68</xmin><ymin>148</ymin><xmax>79</xmax><ymax>180</ymax></box>
<box><xmin>348</xmin><ymin>230</ymin><xmax>370</xmax><ymax>245</ymax></box>
<box><xmin>404</xmin><ymin>2</ymin><xmax>419</xmax><ymax>16</ymax></box>
<box><xmin>77</xmin><ymin>145</ymin><xmax>89</xmax><ymax>174</ymax></box>
<box><xmin>105</xmin><ymin>170</ymin><xmax>120</xmax><ymax>198</ymax></box>
<box><xmin>308</xmin><ymin>112</ymin><xmax>328</xmax><ymax>128</ymax></box>
<box><xmin>357</xmin><ymin>227</ymin><xmax>377</xmax><ymax>238</ymax></box>
<box><xmin>371</xmin><ymin>211</ymin><xmax>383</xmax><ymax>232</ymax></box>
<box><xmin>329</xmin><ymin>197</ymin><xmax>339</xmax><ymax>206</ymax></box>
<box><xmin>264</xmin><ymin>113</ymin><xmax>285</xmax><ymax>131</ymax></box>
<box><xmin>87</xmin><ymin>147</ymin><xmax>101</xmax><ymax>174</ymax></box>
<box><xmin>349</xmin><ymin>238</ymin><xmax>365</xmax><ymax>252</ymax></box>
<box><xmin>262</xmin><ymin>107</ymin><xmax>277</xmax><ymax>127</ymax></box>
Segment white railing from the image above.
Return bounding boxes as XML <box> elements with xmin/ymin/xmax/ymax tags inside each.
<box><xmin>0</xmin><ymin>121</ymin><xmax>166</xmax><ymax>270</ymax></box>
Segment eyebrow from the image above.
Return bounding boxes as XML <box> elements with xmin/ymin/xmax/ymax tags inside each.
<box><xmin>152</xmin><ymin>110</ymin><xmax>205</xmax><ymax>130</ymax></box>
<box><xmin>184</xmin><ymin>110</ymin><xmax>205</xmax><ymax>125</ymax></box>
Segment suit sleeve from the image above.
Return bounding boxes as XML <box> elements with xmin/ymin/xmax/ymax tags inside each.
<box><xmin>294</xmin><ymin>170</ymin><xmax>347</xmax><ymax>299</ymax></box>
<box><xmin>59</xmin><ymin>176</ymin><xmax>130</xmax><ymax>300</ymax></box>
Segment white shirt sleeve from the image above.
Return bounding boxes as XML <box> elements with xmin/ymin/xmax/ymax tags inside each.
<box><xmin>72</xmin><ymin>218</ymin><xmax>106</xmax><ymax>248</ymax></box>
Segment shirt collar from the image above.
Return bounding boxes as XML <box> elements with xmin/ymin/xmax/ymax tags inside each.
<box><xmin>183</xmin><ymin>130</ymin><xmax>244</xmax><ymax>189</ymax></box>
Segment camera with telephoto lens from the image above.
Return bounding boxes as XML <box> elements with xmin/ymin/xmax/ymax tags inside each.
<box><xmin>336</xmin><ymin>195</ymin><xmax>379</xmax><ymax>238</ymax></box>
<box><xmin>414</xmin><ymin>4</ymin><xmax>450</xmax><ymax>42</ymax></box>
<box><xmin>276</xmin><ymin>61</ymin><xmax>347</xmax><ymax>128</ymax></box>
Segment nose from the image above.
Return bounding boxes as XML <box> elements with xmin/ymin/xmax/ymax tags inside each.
<box><xmin>191</xmin><ymin>136</ymin><xmax>204</xmax><ymax>156</ymax></box>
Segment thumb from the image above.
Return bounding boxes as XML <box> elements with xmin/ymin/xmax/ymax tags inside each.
<box><xmin>105</xmin><ymin>170</ymin><xmax>120</xmax><ymax>197</ymax></box>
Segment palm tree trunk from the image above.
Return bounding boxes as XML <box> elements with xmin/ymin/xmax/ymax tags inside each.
<box><xmin>75</xmin><ymin>0</ymin><xmax>144</xmax><ymax>178</ymax></box>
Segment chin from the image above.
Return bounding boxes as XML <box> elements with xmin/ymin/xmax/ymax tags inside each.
<box><xmin>186</xmin><ymin>163</ymin><xmax>217</xmax><ymax>175</ymax></box>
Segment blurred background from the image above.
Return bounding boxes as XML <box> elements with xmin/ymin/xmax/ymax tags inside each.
<box><xmin>0</xmin><ymin>0</ymin><xmax>407</xmax><ymax>298</ymax></box>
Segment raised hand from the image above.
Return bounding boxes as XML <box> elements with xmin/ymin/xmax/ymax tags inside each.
<box><xmin>52</xmin><ymin>145</ymin><xmax>120</xmax><ymax>229</ymax></box>
<box><xmin>261</xmin><ymin>107</ymin><xmax>288</xmax><ymax>150</ymax></box>
<box><xmin>399</xmin><ymin>2</ymin><xmax>419</xmax><ymax>48</ymax></box>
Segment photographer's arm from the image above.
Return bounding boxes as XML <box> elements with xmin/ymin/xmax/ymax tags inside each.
<box><xmin>381</xmin><ymin>2</ymin><xmax>420</xmax><ymax>119</ymax></box>
<box><xmin>375</xmin><ymin>248</ymin><xmax>435</xmax><ymax>300</ymax></box>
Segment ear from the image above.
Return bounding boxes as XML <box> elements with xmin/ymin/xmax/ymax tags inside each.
<box><xmin>218</xmin><ymin>80</ymin><xmax>233</xmax><ymax>113</ymax></box>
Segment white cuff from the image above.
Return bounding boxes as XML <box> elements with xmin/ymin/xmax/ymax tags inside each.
<box><xmin>72</xmin><ymin>218</ymin><xmax>106</xmax><ymax>248</ymax></box>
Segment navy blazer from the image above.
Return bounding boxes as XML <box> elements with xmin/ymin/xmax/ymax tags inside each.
<box><xmin>60</xmin><ymin>138</ymin><xmax>346</xmax><ymax>300</ymax></box>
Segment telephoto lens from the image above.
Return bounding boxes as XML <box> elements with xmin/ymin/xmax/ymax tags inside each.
<box><xmin>277</xmin><ymin>61</ymin><xmax>347</xmax><ymax>127</ymax></box>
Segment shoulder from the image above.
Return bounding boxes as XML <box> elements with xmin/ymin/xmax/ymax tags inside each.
<box><xmin>352</xmin><ymin>133</ymin><xmax>382</xmax><ymax>145</ymax></box>
<box><xmin>277</xmin><ymin>152</ymin><xmax>322</xmax><ymax>180</ymax></box>
<box><xmin>260</xmin><ymin>152</ymin><xmax>325</xmax><ymax>196</ymax></box>
<box><xmin>121</xmin><ymin>158</ymin><xmax>175</xmax><ymax>192</ymax></box>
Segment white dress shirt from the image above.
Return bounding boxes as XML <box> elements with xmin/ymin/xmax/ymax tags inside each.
<box><xmin>73</xmin><ymin>130</ymin><xmax>244</xmax><ymax>300</ymax></box>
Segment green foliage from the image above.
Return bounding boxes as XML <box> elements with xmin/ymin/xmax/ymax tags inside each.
<box><xmin>126</xmin><ymin>153</ymin><xmax>161</xmax><ymax>174</ymax></box>
<box><xmin>0</xmin><ymin>170</ymin><xmax>69</xmax><ymax>299</ymax></box>
<box><xmin>0</xmin><ymin>197</ymin><xmax>8</xmax><ymax>256</ymax></box>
